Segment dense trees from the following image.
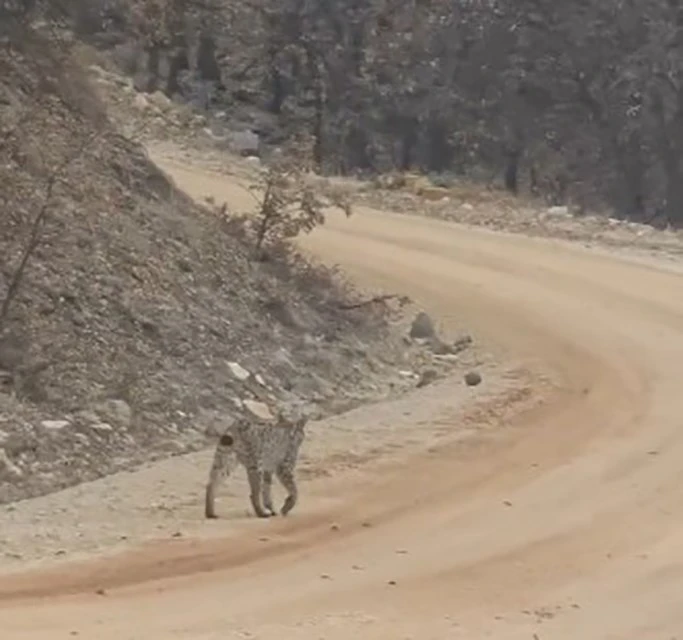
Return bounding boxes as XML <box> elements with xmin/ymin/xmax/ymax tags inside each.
<box><xmin>47</xmin><ymin>0</ymin><xmax>683</xmax><ymax>226</ymax></box>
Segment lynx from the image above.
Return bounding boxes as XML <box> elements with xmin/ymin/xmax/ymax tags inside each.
<box><xmin>204</xmin><ymin>412</ymin><xmax>308</xmax><ymax>519</ymax></box>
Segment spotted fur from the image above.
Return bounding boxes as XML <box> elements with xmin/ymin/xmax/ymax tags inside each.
<box><xmin>204</xmin><ymin>412</ymin><xmax>308</xmax><ymax>519</ymax></box>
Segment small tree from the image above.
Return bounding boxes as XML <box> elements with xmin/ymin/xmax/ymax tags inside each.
<box><xmin>239</xmin><ymin>136</ymin><xmax>352</xmax><ymax>258</ymax></box>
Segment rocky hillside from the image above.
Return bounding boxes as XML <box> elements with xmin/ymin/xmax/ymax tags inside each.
<box><xmin>0</xmin><ymin>29</ymin><xmax>474</xmax><ymax>504</ymax></box>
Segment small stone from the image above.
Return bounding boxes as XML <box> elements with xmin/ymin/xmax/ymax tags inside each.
<box><xmin>409</xmin><ymin>312</ymin><xmax>436</xmax><ymax>339</ymax></box>
<box><xmin>229</xmin><ymin>129</ymin><xmax>260</xmax><ymax>157</ymax></box>
<box><xmin>452</xmin><ymin>334</ymin><xmax>473</xmax><ymax>352</ymax></box>
<box><xmin>73</xmin><ymin>433</ymin><xmax>89</xmax><ymax>445</ymax></box>
<box><xmin>95</xmin><ymin>588</ymin><xmax>107</xmax><ymax>596</ymax></box>
<box><xmin>387</xmin><ymin>580</ymin><xmax>397</xmax><ymax>586</ymax></box>
<box><xmin>41</xmin><ymin>419</ymin><xmax>70</xmax><ymax>431</ymax></box>
<box><xmin>95</xmin><ymin>399</ymin><xmax>132</xmax><ymax>427</ymax></box>
<box><xmin>330</xmin><ymin>523</ymin><xmax>340</xmax><ymax>531</ymax></box>
<box><xmin>228</xmin><ymin>361</ymin><xmax>251</xmax><ymax>381</ymax></box>
<box><xmin>90</xmin><ymin>422</ymin><xmax>113</xmax><ymax>433</ymax></box>
<box><xmin>254</xmin><ymin>374</ymin><xmax>266</xmax><ymax>386</ymax></box>
<box><xmin>432</xmin><ymin>353</ymin><xmax>460</xmax><ymax>362</ymax></box>
<box><xmin>243</xmin><ymin>399</ymin><xmax>273</xmax><ymax>420</ymax></box>
<box><xmin>148</xmin><ymin>90</ymin><xmax>171</xmax><ymax>111</ymax></box>
<box><xmin>75</xmin><ymin>410</ymin><xmax>100</xmax><ymax>424</ymax></box>
<box><xmin>132</xmin><ymin>93</ymin><xmax>149</xmax><ymax>111</ymax></box>
<box><xmin>464</xmin><ymin>371</ymin><xmax>482</xmax><ymax>386</ymax></box>
<box><xmin>430</xmin><ymin>338</ymin><xmax>453</xmax><ymax>355</ymax></box>
<box><xmin>416</xmin><ymin>369</ymin><xmax>438</xmax><ymax>388</ymax></box>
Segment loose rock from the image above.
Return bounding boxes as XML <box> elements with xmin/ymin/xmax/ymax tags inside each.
<box><xmin>416</xmin><ymin>369</ymin><xmax>438</xmax><ymax>388</ymax></box>
<box><xmin>94</xmin><ymin>399</ymin><xmax>132</xmax><ymax>427</ymax></box>
<box><xmin>90</xmin><ymin>422</ymin><xmax>114</xmax><ymax>433</ymax></box>
<box><xmin>464</xmin><ymin>371</ymin><xmax>482</xmax><ymax>386</ymax></box>
<box><xmin>228</xmin><ymin>361</ymin><xmax>251</xmax><ymax>381</ymax></box>
<box><xmin>148</xmin><ymin>90</ymin><xmax>172</xmax><ymax>111</ymax></box>
<box><xmin>243</xmin><ymin>399</ymin><xmax>273</xmax><ymax>420</ymax></box>
<box><xmin>452</xmin><ymin>334</ymin><xmax>473</xmax><ymax>352</ymax></box>
<box><xmin>132</xmin><ymin>93</ymin><xmax>149</xmax><ymax>111</ymax></box>
<box><xmin>409</xmin><ymin>312</ymin><xmax>436</xmax><ymax>339</ymax></box>
<box><xmin>41</xmin><ymin>419</ymin><xmax>70</xmax><ymax>431</ymax></box>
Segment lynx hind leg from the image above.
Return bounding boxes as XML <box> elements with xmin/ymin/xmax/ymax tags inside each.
<box><xmin>261</xmin><ymin>471</ymin><xmax>276</xmax><ymax>516</ymax></box>
<box><xmin>276</xmin><ymin>465</ymin><xmax>298</xmax><ymax>516</ymax></box>
<box><xmin>246</xmin><ymin>467</ymin><xmax>271</xmax><ymax>518</ymax></box>
<box><xmin>205</xmin><ymin>433</ymin><xmax>237</xmax><ymax>519</ymax></box>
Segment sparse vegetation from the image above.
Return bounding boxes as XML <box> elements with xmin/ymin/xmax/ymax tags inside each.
<box><xmin>0</xmin><ymin>7</ymin><xmax>460</xmax><ymax>504</ymax></box>
<box><xmin>233</xmin><ymin>136</ymin><xmax>352</xmax><ymax>258</ymax></box>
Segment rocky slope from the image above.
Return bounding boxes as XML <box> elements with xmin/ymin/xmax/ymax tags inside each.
<box><xmin>0</xmin><ymin>32</ymin><xmax>476</xmax><ymax>504</ymax></box>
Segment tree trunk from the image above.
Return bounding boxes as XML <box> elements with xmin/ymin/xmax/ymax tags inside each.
<box><xmin>504</xmin><ymin>148</ymin><xmax>521</xmax><ymax>194</ymax></box>
<box><xmin>344</xmin><ymin>124</ymin><xmax>373</xmax><ymax>173</ymax></box>
<box><xmin>661</xmin><ymin>148</ymin><xmax>683</xmax><ymax>227</ymax></box>
<box><xmin>166</xmin><ymin>36</ymin><xmax>189</xmax><ymax>97</ymax></box>
<box><xmin>424</xmin><ymin>117</ymin><xmax>453</xmax><ymax>173</ymax></box>
<box><xmin>312</xmin><ymin>84</ymin><xmax>324</xmax><ymax>169</ymax></box>
<box><xmin>577</xmin><ymin>78</ymin><xmax>646</xmax><ymax>220</ymax></box>
<box><xmin>399</xmin><ymin>117</ymin><xmax>418</xmax><ymax>171</ymax></box>
<box><xmin>145</xmin><ymin>44</ymin><xmax>161</xmax><ymax>93</ymax></box>
<box><xmin>268</xmin><ymin>65</ymin><xmax>286</xmax><ymax>114</ymax></box>
<box><xmin>197</xmin><ymin>32</ymin><xmax>220</xmax><ymax>82</ymax></box>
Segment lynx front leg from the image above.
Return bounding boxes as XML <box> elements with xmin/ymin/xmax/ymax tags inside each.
<box><xmin>205</xmin><ymin>435</ymin><xmax>236</xmax><ymax>519</ymax></box>
<box><xmin>246</xmin><ymin>467</ymin><xmax>271</xmax><ymax>518</ymax></box>
<box><xmin>276</xmin><ymin>465</ymin><xmax>298</xmax><ymax>516</ymax></box>
<box><xmin>261</xmin><ymin>471</ymin><xmax>276</xmax><ymax>516</ymax></box>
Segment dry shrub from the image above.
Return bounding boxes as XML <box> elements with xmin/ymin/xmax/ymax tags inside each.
<box><xmin>234</xmin><ymin>135</ymin><xmax>352</xmax><ymax>259</ymax></box>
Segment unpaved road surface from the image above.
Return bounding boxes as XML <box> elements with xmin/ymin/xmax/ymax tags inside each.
<box><xmin>2</xmin><ymin>158</ymin><xmax>683</xmax><ymax>639</ymax></box>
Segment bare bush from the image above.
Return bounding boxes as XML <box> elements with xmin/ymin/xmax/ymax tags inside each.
<box><xmin>235</xmin><ymin>137</ymin><xmax>352</xmax><ymax>258</ymax></box>
<box><xmin>0</xmin><ymin>131</ymin><xmax>97</xmax><ymax>332</ymax></box>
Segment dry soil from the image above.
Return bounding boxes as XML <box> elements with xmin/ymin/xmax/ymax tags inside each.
<box><xmin>2</xmin><ymin>153</ymin><xmax>683</xmax><ymax>639</ymax></box>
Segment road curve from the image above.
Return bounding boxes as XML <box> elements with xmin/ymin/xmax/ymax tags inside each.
<box><xmin>3</xmin><ymin>165</ymin><xmax>683</xmax><ymax>638</ymax></box>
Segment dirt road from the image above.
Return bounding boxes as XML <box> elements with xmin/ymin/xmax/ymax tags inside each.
<box><xmin>3</xmin><ymin>159</ymin><xmax>683</xmax><ymax>639</ymax></box>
